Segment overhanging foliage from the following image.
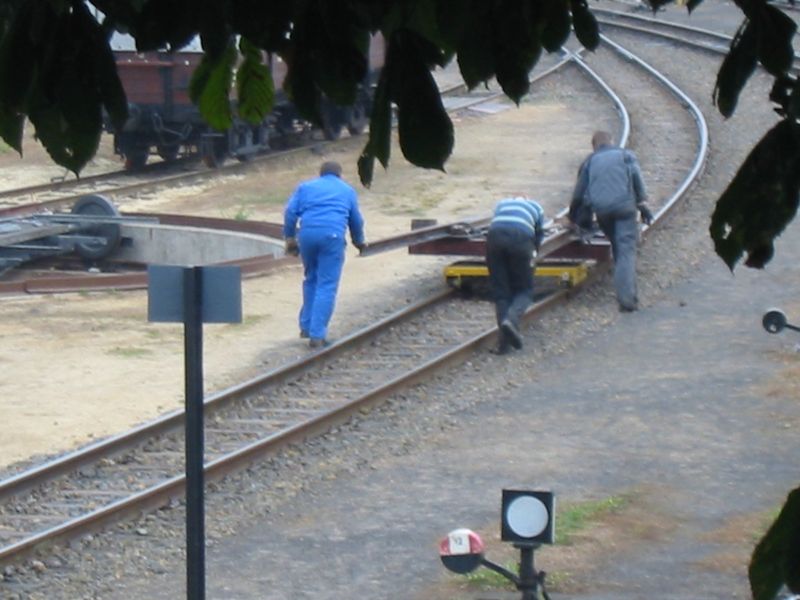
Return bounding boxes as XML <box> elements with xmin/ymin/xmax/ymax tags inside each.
<box><xmin>0</xmin><ymin>0</ymin><xmax>796</xmax><ymax>273</ymax></box>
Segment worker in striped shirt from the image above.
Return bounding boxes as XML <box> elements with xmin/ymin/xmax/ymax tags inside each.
<box><xmin>485</xmin><ymin>196</ymin><xmax>545</xmax><ymax>354</ymax></box>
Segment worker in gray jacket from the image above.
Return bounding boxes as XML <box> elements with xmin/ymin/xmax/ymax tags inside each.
<box><xmin>569</xmin><ymin>131</ymin><xmax>653</xmax><ymax>312</ymax></box>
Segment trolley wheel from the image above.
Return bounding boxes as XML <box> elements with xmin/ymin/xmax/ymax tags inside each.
<box><xmin>71</xmin><ymin>195</ymin><xmax>122</xmax><ymax>260</ymax></box>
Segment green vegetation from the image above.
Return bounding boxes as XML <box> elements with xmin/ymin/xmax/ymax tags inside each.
<box><xmin>461</xmin><ymin>494</ymin><xmax>629</xmax><ymax>592</ymax></box>
<box><xmin>556</xmin><ymin>495</ymin><xmax>629</xmax><ymax>545</ymax></box>
<box><xmin>107</xmin><ymin>346</ymin><xmax>153</xmax><ymax>358</ymax></box>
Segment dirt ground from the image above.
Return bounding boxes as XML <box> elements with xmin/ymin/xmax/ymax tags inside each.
<box><xmin>0</xmin><ymin>79</ymin><xmax>602</xmax><ymax>470</ymax></box>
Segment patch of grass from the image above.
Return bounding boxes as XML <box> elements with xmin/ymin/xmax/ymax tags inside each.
<box><xmin>464</xmin><ymin>562</ymin><xmax>517</xmax><ymax>590</ymax></box>
<box><xmin>107</xmin><ymin>346</ymin><xmax>152</xmax><ymax>358</ymax></box>
<box><xmin>460</xmin><ymin>495</ymin><xmax>631</xmax><ymax>593</ymax></box>
<box><xmin>556</xmin><ymin>495</ymin><xmax>630</xmax><ymax>545</ymax></box>
<box><xmin>233</xmin><ymin>205</ymin><xmax>253</xmax><ymax>221</ymax></box>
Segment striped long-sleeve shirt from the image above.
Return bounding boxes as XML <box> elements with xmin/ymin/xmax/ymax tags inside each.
<box><xmin>489</xmin><ymin>197</ymin><xmax>545</xmax><ymax>249</ymax></box>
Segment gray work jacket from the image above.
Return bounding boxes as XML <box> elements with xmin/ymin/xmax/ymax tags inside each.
<box><xmin>570</xmin><ymin>144</ymin><xmax>647</xmax><ymax>217</ymax></box>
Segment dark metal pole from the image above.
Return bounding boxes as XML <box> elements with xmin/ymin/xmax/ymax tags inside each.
<box><xmin>184</xmin><ymin>267</ymin><xmax>205</xmax><ymax>600</ymax></box>
<box><xmin>516</xmin><ymin>544</ymin><xmax>538</xmax><ymax>600</ymax></box>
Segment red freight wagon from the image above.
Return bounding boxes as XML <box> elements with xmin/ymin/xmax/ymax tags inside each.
<box><xmin>105</xmin><ymin>35</ymin><xmax>385</xmax><ymax>169</ymax></box>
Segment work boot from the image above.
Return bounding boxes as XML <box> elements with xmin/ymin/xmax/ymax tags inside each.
<box><xmin>500</xmin><ymin>319</ymin><xmax>523</xmax><ymax>350</ymax></box>
<box><xmin>309</xmin><ymin>338</ymin><xmax>329</xmax><ymax>349</ymax></box>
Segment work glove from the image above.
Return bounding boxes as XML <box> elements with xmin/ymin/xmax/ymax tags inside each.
<box><xmin>353</xmin><ymin>241</ymin><xmax>367</xmax><ymax>255</ymax></box>
<box><xmin>638</xmin><ymin>203</ymin><xmax>654</xmax><ymax>226</ymax></box>
<box><xmin>284</xmin><ymin>237</ymin><xmax>299</xmax><ymax>257</ymax></box>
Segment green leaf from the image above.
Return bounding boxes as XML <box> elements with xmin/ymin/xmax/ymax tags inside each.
<box><xmin>236</xmin><ymin>37</ymin><xmax>274</xmax><ymax>124</ymax></box>
<box><xmin>0</xmin><ymin>104</ymin><xmax>23</xmax><ymax>155</ymax></box>
<box><xmin>230</xmin><ymin>0</ymin><xmax>292</xmax><ymax>52</ymax></box>
<box><xmin>456</xmin><ymin>2</ymin><xmax>495</xmax><ymax>89</ymax></box>
<box><xmin>282</xmin><ymin>42</ymin><xmax>323</xmax><ymax>128</ymax></box>
<box><xmin>358</xmin><ymin>38</ymin><xmax>395</xmax><ymax>187</ymax></box>
<box><xmin>570</xmin><ymin>0</ymin><xmax>599</xmax><ymax>51</ymax></box>
<box><xmin>0</xmin><ymin>1</ymin><xmax>40</xmax><ymax>113</ymax></box>
<box><xmin>713</xmin><ymin>21</ymin><xmax>758</xmax><ymax>118</ymax></box>
<box><xmin>368</xmin><ymin>63</ymin><xmax>393</xmax><ymax>168</ymax></box>
<box><xmin>755</xmin><ymin>4</ymin><xmax>796</xmax><ymax>77</ymax></box>
<box><xmin>686</xmin><ymin>0</ymin><xmax>704</xmax><ymax>12</ymax></box>
<box><xmin>540</xmin><ymin>0</ymin><xmax>571</xmax><ymax>52</ymax></box>
<box><xmin>646</xmin><ymin>0</ymin><xmax>673</xmax><ymax>11</ymax></box>
<box><xmin>493</xmin><ymin>1</ymin><xmax>541</xmax><ymax>103</ymax></box>
<box><xmin>73</xmin><ymin>2</ymin><xmax>128</xmax><ymax>134</ymax></box>
<box><xmin>393</xmin><ymin>30</ymin><xmax>453</xmax><ymax>170</ymax></box>
<box><xmin>194</xmin><ymin>44</ymin><xmax>236</xmax><ymax>131</ymax></box>
<box><xmin>749</xmin><ymin>486</ymin><xmax>800</xmax><ymax>600</ymax></box>
<box><xmin>435</xmin><ymin>0</ymin><xmax>472</xmax><ymax>50</ymax></box>
<box><xmin>133</xmin><ymin>0</ymin><xmax>198</xmax><ymax>52</ymax></box>
<box><xmin>357</xmin><ymin>151</ymin><xmax>375</xmax><ymax>188</ymax></box>
<box><xmin>709</xmin><ymin>119</ymin><xmax>800</xmax><ymax>270</ymax></box>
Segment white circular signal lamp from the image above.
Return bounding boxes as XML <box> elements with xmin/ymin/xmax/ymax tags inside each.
<box><xmin>506</xmin><ymin>496</ymin><xmax>549</xmax><ymax>538</ymax></box>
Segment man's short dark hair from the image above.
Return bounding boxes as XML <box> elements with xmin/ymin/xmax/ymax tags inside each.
<box><xmin>591</xmin><ymin>131</ymin><xmax>613</xmax><ymax>150</ymax></box>
<box><xmin>320</xmin><ymin>161</ymin><xmax>342</xmax><ymax>177</ymax></box>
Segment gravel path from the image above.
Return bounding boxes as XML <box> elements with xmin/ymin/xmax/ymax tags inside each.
<box><xmin>3</xmin><ymin>2</ymin><xmax>798</xmax><ymax>599</ymax></box>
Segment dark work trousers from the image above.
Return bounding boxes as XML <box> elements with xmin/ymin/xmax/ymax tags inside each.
<box><xmin>486</xmin><ymin>225</ymin><xmax>535</xmax><ymax>347</ymax></box>
<box><xmin>596</xmin><ymin>206</ymin><xmax>639</xmax><ymax>310</ymax></box>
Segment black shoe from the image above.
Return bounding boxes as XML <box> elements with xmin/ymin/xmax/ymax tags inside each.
<box><xmin>619</xmin><ymin>304</ymin><xmax>638</xmax><ymax>313</ymax></box>
<box><xmin>501</xmin><ymin>319</ymin><xmax>523</xmax><ymax>350</ymax></box>
<box><xmin>490</xmin><ymin>343</ymin><xmax>511</xmax><ymax>355</ymax></box>
<box><xmin>300</xmin><ymin>329</ymin><xmax>309</xmax><ymax>339</ymax></box>
<box><xmin>309</xmin><ymin>338</ymin><xmax>329</xmax><ymax>349</ymax></box>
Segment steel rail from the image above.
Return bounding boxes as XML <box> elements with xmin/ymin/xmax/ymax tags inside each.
<box><xmin>0</xmin><ymin>34</ymin><xmax>708</xmax><ymax>567</ymax></box>
<box><xmin>595</xmin><ymin>7</ymin><xmax>800</xmax><ymax>68</ymax></box>
<box><xmin>599</xmin><ymin>34</ymin><xmax>709</xmax><ymax>224</ymax></box>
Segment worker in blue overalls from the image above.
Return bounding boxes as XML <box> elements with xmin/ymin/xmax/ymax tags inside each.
<box><xmin>283</xmin><ymin>161</ymin><xmax>366</xmax><ymax>349</ymax></box>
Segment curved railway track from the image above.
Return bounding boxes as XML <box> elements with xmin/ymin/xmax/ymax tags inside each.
<box><xmin>0</xmin><ymin>29</ymin><xmax>714</xmax><ymax>575</ymax></box>
<box><xmin>0</xmin><ymin>54</ymin><xmax>573</xmax><ymax>295</ymax></box>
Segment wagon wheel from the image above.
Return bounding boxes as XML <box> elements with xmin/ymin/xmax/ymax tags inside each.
<box><xmin>346</xmin><ymin>103</ymin><xmax>369</xmax><ymax>136</ymax></box>
<box><xmin>124</xmin><ymin>147</ymin><xmax>148</xmax><ymax>170</ymax></box>
<box><xmin>70</xmin><ymin>195</ymin><xmax>122</xmax><ymax>260</ymax></box>
<box><xmin>157</xmin><ymin>144</ymin><xmax>179</xmax><ymax>162</ymax></box>
<box><xmin>202</xmin><ymin>137</ymin><xmax>228</xmax><ymax>168</ymax></box>
<box><xmin>321</xmin><ymin>107</ymin><xmax>342</xmax><ymax>141</ymax></box>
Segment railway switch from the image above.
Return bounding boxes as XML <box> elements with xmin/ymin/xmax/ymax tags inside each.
<box><xmin>440</xmin><ymin>489</ymin><xmax>555</xmax><ymax>600</ymax></box>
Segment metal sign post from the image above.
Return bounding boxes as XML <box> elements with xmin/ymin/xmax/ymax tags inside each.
<box><xmin>148</xmin><ymin>265</ymin><xmax>242</xmax><ymax>600</ymax></box>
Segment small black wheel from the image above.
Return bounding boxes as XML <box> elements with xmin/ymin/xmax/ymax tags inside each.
<box><xmin>71</xmin><ymin>195</ymin><xmax>122</xmax><ymax>260</ymax></box>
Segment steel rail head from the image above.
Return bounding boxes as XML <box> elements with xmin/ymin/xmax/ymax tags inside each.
<box><xmin>598</xmin><ymin>34</ymin><xmax>709</xmax><ymax>227</ymax></box>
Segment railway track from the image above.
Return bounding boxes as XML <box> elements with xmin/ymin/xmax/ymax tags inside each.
<box><xmin>0</xmin><ymin>53</ymin><xmax>568</xmax><ymax>219</ymax></box>
<box><xmin>0</xmin><ymin>28</ymin><xmax>711</xmax><ymax>575</ymax></box>
<box><xmin>595</xmin><ymin>6</ymin><xmax>800</xmax><ymax>73</ymax></box>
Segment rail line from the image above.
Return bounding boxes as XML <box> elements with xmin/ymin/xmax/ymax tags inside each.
<box><xmin>0</xmin><ymin>30</ymin><xmax>710</xmax><ymax>570</ymax></box>
<box><xmin>595</xmin><ymin>6</ymin><xmax>800</xmax><ymax>73</ymax></box>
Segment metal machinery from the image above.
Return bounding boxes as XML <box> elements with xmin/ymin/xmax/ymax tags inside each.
<box><xmin>402</xmin><ymin>218</ymin><xmax>611</xmax><ymax>296</ymax></box>
<box><xmin>0</xmin><ymin>195</ymin><xmax>137</xmax><ymax>276</ymax></box>
<box><xmin>105</xmin><ymin>33</ymin><xmax>385</xmax><ymax>169</ymax></box>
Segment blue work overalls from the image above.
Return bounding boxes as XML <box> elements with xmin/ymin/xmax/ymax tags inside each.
<box><xmin>283</xmin><ymin>174</ymin><xmax>365</xmax><ymax>341</ymax></box>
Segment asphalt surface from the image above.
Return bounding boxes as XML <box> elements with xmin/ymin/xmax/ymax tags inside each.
<box><xmin>105</xmin><ymin>4</ymin><xmax>800</xmax><ymax>599</ymax></box>
<box><xmin>123</xmin><ymin>222</ymin><xmax>800</xmax><ymax>600</ymax></box>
